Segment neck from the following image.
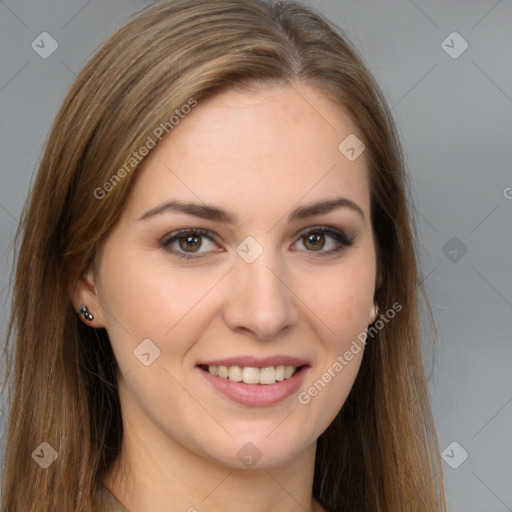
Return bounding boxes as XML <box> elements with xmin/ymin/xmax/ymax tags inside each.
<box><xmin>103</xmin><ymin>400</ymin><xmax>323</xmax><ymax>512</ymax></box>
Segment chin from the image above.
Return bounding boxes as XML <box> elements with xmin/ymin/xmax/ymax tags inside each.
<box><xmin>200</xmin><ymin>434</ymin><xmax>310</xmax><ymax>470</ymax></box>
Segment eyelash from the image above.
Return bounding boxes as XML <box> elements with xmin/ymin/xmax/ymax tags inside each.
<box><xmin>161</xmin><ymin>226</ymin><xmax>354</xmax><ymax>260</ymax></box>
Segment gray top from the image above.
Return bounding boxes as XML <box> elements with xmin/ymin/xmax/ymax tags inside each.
<box><xmin>97</xmin><ymin>483</ymin><xmax>130</xmax><ymax>512</ymax></box>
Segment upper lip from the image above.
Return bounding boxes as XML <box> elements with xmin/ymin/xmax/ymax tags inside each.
<box><xmin>196</xmin><ymin>355</ymin><xmax>310</xmax><ymax>368</ymax></box>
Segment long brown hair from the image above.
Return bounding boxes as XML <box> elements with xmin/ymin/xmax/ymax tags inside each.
<box><xmin>1</xmin><ymin>1</ymin><xmax>446</xmax><ymax>510</ymax></box>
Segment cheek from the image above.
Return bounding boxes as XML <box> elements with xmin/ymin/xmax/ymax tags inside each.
<box><xmin>293</xmin><ymin>263</ymin><xmax>374</xmax><ymax>431</ymax></box>
<box><xmin>299</xmin><ymin>259</ymin><xmax>376</xmax><ymax>347</ymax></box>
<box><xmin>97</xmin><ymin>247</ymin><xmax>225</xmax><ymax>356</ymax></box>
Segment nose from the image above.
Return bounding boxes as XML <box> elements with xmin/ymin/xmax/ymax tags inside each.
<box><xmin>223</xmin><ymin>249</ymin><xmax>298</xmax><ymax>340</ymax></box>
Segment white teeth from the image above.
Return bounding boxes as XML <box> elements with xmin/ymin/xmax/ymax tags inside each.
<box><xmin>284</xmin><ymin>365</ymin><xmax>295</xmax><ymax>379</ymax></box>
<box><xmin>259</xmin><ymin>367</ymin><xmax>276</xmax><ymax>385</ymax></box>
<box><xmin>206</xmin><ymin>364</ymin><xmax>299</xmax><ymax>385</ymax></box>
<box><xmin>228</xmin><ymin>365</ymin><xmax>242</xmax><ymax>382</ymax></box>
<box><xmin>242</xmin><ymin>366</ymin><xmax>260</xmax><ymax>384</ymax></box>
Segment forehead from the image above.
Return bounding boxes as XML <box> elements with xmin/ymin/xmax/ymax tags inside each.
<box><xmin>123</xmin><ymin>83</ymin><xmax>370</xmax><ymax>223</ymax></box>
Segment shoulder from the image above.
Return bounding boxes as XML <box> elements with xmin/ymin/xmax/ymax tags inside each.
<box><xmin>95</xmin><ymin>482</ymin><xmax>130</xmax><ymax>512</ymax></box>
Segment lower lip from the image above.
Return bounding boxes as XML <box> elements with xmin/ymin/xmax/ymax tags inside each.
<box><xmin>197</xmin><ymin>366</ymin><xmax>309</xmax><ymax>407</ymax></box>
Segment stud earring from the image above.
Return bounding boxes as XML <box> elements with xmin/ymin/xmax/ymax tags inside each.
<box><xmin>78</xmin><ymin>304</ymin><xmax>94</xmax><ymax>322</ymax></box>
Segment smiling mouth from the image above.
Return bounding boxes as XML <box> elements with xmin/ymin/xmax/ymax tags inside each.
<box><xmin>197</xmin><ymin>364</ymin><xmax>306</xmax><ymax>385</ymax></box>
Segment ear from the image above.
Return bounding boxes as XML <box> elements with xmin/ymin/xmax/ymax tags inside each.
<box><xmin>70</xmin><ymin>266</ymin><xmax>106</xmax><ymax>328</ymax></box>
<box><xmin>368</xmin><ymin>303</ymin><xmax>379</xmax><ymax>325</ymax></box>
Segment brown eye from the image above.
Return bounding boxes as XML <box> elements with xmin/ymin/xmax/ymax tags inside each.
<box><xmin>178</xmin><ymin>234</ymin><xmax>203</xmax><ymax>252</ymax></box>
<box><xmin>303</xmin><ymin>232</ymin><xmax>325</xmax><ymax>251</ymax></box>
<box><xmin>162</xmin><ymin>229</ymin><xmax>220</xmax><ymax>259</ymax></box>
<box><xmin>292</xmin><ymin>226</ymin><xmax>355</xmax><ymax>257</ymax></box>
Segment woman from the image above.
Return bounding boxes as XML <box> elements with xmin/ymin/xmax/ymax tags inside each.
<box><xmin>1</xmin><ymin>1</ymin><xmax>446</xmax><ymax>511</ymax></box>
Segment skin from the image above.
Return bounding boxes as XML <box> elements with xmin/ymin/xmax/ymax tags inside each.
<box><xmin>73</xmin><ymin>82</ymin><xmax>378</xmax><ymax>512</ymax></box>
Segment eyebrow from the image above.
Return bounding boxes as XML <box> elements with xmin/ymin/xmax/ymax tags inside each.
<box><xmin>137</xmin><ymin>196</ymin><xmax>365</xmax><ymax>223</ymax></box>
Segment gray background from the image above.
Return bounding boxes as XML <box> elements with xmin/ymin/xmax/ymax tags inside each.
<box><xmin>1</xmin><ymin>1</ymin><xmax>511</xmax><ymax>510</ymax></box>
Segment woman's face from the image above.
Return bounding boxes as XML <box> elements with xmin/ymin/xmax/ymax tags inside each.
<box><xmin>79</xmin><ymin>83</ymin><xmax>378</xmax><ymax>469</ymax></box>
